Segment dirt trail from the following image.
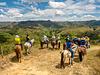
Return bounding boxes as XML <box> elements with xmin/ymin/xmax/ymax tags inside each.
<box><xmin>0</xmin><ymin>45</ymin><xmax>100</xmax><ymax>75</ymax></box>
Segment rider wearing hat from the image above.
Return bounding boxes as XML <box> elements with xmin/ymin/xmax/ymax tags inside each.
<box><xmin>15</xmin><ymin>35</ymin><xmax>23</xmax><ymax>50</ymax></box>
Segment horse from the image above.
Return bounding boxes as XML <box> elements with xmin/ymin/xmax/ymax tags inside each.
<box><xmin>15</xmin><ymin>45</ymin><xmax>22</xmax><ymax>63</ymax></box>
<box><xmin>40</xmin><ymin>38</ymin><xmax>49</xmax><ymax>49</ymax></box>
<box><xmin>60</xmin><ymin>49</ymin><xmax>72</xmax><ymax>68</ymax></box>
<box><xmin>60</xmin><ymin>43</ymin><xmax>75</xmax><ymax>68</ymax></box>
<box><xmin>51</xmin><ymin>38</ymin><xmax>61</xmax><ymax>49</ymax></box>
<box><xmin>78</xmin><ymin>46</ymin><xmax>87</xmax><ymax>62</ymax></box>
<box><xmin>24</xmin><ymin>39</ymin><xmax>34</xmax><ymax>55</ymax></box>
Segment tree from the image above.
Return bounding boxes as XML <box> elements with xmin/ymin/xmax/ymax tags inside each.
<box><xmin>0</xmin><ymin>32</ymin><xmax>11</xmax><ymax>57</ymax></box>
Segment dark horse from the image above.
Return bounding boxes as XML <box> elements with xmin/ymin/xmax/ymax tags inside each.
<box><xmin>15</xmin><ymin>45</ymin><xmax>22</xmax><ymax>63</ymax></box>
<box><xmin>40</xmin><ymin>39</ymin><xmax>49</xmax><ymax>49</ymax></box>
<box><xmin>51</xmin><ymin>38</ymin><xmax>61</xmax><ymax>49</ymax></box>
<box><xmin>78</xmin><ymin>46</ymin><xmax>87</xmax><ymax>62</ymax></box>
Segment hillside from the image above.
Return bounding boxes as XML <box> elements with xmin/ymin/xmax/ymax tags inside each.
<box><xmin>0</xmin><ymin>20</ymin><xmax>100</xmax><ymax>29</ymax></box>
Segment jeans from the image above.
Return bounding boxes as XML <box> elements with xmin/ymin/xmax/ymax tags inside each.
<box><xmin>69</xmin><ymin>48</ymin><xmax>74</xmax><ymax>59</ymax></box>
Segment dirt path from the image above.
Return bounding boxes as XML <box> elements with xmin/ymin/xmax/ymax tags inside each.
<box><xmin>0</xmin><ymin>45</ymin><xmax>100</xmax><ymax>75</ymax></box>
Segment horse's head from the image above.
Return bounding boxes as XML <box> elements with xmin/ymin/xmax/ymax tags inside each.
<box><xmin>30</xmin><ymin>39</ymin><xmax>35</xmax><ymax>44</ymax></box>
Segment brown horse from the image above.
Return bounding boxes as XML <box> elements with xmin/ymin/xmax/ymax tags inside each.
<box><xmin>51</xmin><ymin>38</ymin><xmax>61</xmax><ymax>49</ymax></box>
<box><xmin>15</xmin><ymin>45</ymin><xmax>22</xmax><ymax>63</ymax></box>
<box><xmin>78</xmin><ymin>46</ymin><xmax>87</xmax><ymax>62</ymax></box>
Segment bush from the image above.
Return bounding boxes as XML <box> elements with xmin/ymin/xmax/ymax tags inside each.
<box><xmin>0</xmin><ymin>32</ymin><xmax>12</xmax><ymax>43</ymax></box>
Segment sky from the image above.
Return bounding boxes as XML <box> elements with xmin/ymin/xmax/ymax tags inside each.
<box><xmin>0</xmin><ymin>0</ymin><xmax>100</xmax><ymax>22</ymax></box>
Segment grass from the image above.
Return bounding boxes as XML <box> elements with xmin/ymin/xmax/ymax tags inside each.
<box><xmin>83</xmin><ymin>49</ymin><xmax>100</xmax><ymax>75</ymax></box>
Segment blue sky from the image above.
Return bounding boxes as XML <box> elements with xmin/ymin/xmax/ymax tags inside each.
<box><xmin>0</xmin><ymin>0</ymin><xmax>100</xmax><ymax>21</ymax></box>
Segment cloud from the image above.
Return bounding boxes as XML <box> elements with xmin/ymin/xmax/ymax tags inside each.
<box><xmin>0</xmin><ymin>2</ymin><xmax>6</xmax><ymax>6</ymax></box>
<box><xmin>88</xmin><ymin>0</ymin><xmax>96</xmax><ymax>3</ymax></box>
<box><xmin>85</xmin><ymin>4</ymin><xmax>96</xmax><ymax>11</ymax></box>
<box><xmin>81</xmin><ymin>15</ymin><xmax>97</xmax><ymax>21</ymax></box>
<box><xmin>49</xmin><ymin>1</ymin><xmax>66</xmax><ymax>8</ymax></box>
<box><xmin>0</xmin><ymin>0</ymin><xmax>100</xmax><ymax>21</ymax></box>
<box><xmin>7</xmin><ymin>8</ymin><xmax>23</xmax><ymax>18</ymax></box>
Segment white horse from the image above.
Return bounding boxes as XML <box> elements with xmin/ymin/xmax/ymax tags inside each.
<box><xmin>60</xmin><ymin>49</ymin><xmax>72</xmax><ymax>68</ymax></box>
<box><xmin>24</xmin><ymin>39</ymin><xmax>35</xmax><ymax>55</ymax></box>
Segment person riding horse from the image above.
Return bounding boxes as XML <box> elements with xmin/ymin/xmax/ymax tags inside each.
<box><xmin>26</xmin><ymin>34</ymin><xmax>30</xmax><ymax>42</ymax></box>
<box><xmin>78</xmin><ymin>36</ymin><xmax>87</xmax><ymax>62</ymax></box>
<box><xmin>40</xmin><ymin>35</ymin><xmax>49</xmax><ymax>49</ymax></box>
<box><xmin>25</xmin><ymin>34</ymin><xmax>32</xmax><ymax>47</ymax></box>
<box><xmin>15</xmin><ymin>35</ymin><xmax>22</xmax><ymax>62</ymax></box>
<box><xmin>66</xmin><ymin>40</ymin><xmax>74</xmax><ymax>64</ymax></box>
<box><xmin>15</xmin><ymin>35</ymin><xmax>23</xmax><ymax>50</ymax></box>
<box><xmin>42</xmin><ymin>35</ymin><xmax>49</xmax><ymax>43</ymax></box>
<box><xmin>51</xmin><ymin>34</ymin><xmax>60</xmax><ymax>49</ymax></box>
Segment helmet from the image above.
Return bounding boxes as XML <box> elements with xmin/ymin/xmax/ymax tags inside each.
<box><xmin>16</xmin><ymin>35</ymin><xmax>19</xmax><ymax>38</ymax></box>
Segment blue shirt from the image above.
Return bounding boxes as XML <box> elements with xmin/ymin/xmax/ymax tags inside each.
<box><xmin>80</xmin><ymin>40</ymin><xmax>86</xmax><ymax>46</ymax></box>
<box><xmin>66</xmin><ymin>41</ymin><xmax>71</xmax><ymax>48</ymax></box>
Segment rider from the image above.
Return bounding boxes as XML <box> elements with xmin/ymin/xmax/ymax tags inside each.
<box><xmin>66</xmin><ymin>39</ymin><xmax>74</xmax><ymax>63</ymax></box>
<box><xmin>65</xmin><ymin>34</ymin><xmax>71</xmax><ymax>42</ymax></box>
<box><xmin>15</xmin><ymin>35</ymin><xmax>23</xmax><ymax>50</ymax></box>
<box><xmin>43</xmin><ymin>35</ymin><xmax>48</xmax><ymax>42</ymax></box>
<box><xmin>26</xmin><ymin>34</ymin><xmax>30</xmax><ymax>42</ymax></box>
<box><xmin>52</xmin><ymin>34</ymin><xmax>56</xmax><ymax>39</ymax></box>
<box><xmin>85</xmin><ymin>36</ymin><xmax>90</xmax><ymax>48</ymax></box>
<box><xmin>25</xmin><ymin>34</ymin><xmax>33</xmax><ymax>47</ymax></box>
<box><xmin>73</xmin><ymin>37</ymin><xmax>80</xmax><ymax>45</ymax></box>
<box><xmin>80</xmin><ymin>36</ymin><xmax>86</xmax><ymax>47</ymax></box>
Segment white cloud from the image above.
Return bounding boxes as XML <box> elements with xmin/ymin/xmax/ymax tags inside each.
<box><xmin>0</xmin><ymin>0</ymin><xmax>100</xmax><ymax>21</ymax></box>
<box><xmin>49</xmin><ymin>1</ymin><xmax>66</xmax><ymax>8</ymax></box>
<box><xmin>0</xmin><ymin>2</ymin><xmax>6</xmax><ymax>6</ymax></box>
<box><xmin>81</xmin><ymin>15</ymin><xmax>97</xmax><ymax>21</ymax></box>
<box><xmin>88</xmin><ymin>0</ymin><xmax>96</xmax><ymax>3</ymax></box>
<box><xmin>7</xmin><ymin>8</ymin><xmax>23</xmax><ymax>17</ymax></box>
<box><xmin>85</xmin><ymin>4</ymin><xmax>96</xmax><ymax>11</ymax></box>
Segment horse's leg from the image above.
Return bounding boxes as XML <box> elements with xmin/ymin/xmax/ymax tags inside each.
<box><xmin>58</xmin><ymin>42</ymin><xmax>60</xmax><ymax>49</ymax></box>
<box><xmin>47</xmin><ymin>42</ymin><xmax>48</xmax><ymax>48</ymax></box>
<box><xmin>60</xmin><ymin>53</ymin><xmax>65</xmax><ymax>68</ymax></box>
<box><xmin>19</xmin><ymin>51</ymin><xmax>21</xmax><ymax>63</ymax></box>
<box><xmin>53</xmin><ymin>43</ymin><xmax>55</xmax><ymax>49</ymax></box>
<box><xmin>40</xmin><ymin>42</ymin><xmax>43</xmax><ymax>49</ymax></box>
<box><xmin>79</xmin><ymin>52</ymin><xmax>82</xmax><ymax>62</ymax></box>
<box><xmin>15</xmin><ymin>49</ymin><xmax>19</xmax><ymax>61</ymax></box>
<box><xmin>69</xmin><ymin>58</ymin><xmax>71</xmax><ymax>65</ymax></box>
<box><xmin>27</xmin><ymin>48</ymin><xmax>30</xmax><ymax>54</ymax></box>
<box><xmin>28</xmin><ymin>46</ymin><xmax>30</xmax><ymax>53</ymax></box>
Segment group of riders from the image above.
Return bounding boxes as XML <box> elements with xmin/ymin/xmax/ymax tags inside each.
<box><xmin>14</xmin><ymin>33</ymin><xmax>90</xmax><ymax>64</ymax></box>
